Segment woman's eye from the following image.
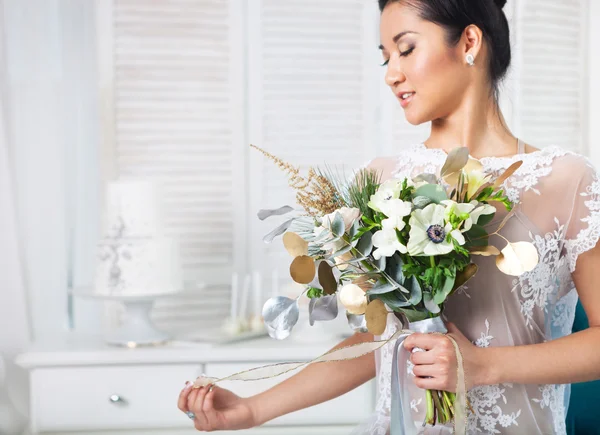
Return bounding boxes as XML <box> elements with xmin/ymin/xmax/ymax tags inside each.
<box><xmin>380</xmin><ymin>59</ymin><xmax>389</xmax><ymax>67</ymax></box>
<box><xmin>400</xmin><ymin>47</ymin><xmax>415</xmax><ymax>57</ymax></box>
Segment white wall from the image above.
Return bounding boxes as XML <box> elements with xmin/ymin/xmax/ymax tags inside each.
<box><xmin>588</xmin><ymin>1</ymin><xmax>600</xmax><ymax>166</ymax></box>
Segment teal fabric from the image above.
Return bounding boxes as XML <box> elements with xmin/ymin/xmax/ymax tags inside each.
<box><xmin>566</xmin><ymin>300</ymin><xmax>600</xmax><ymax>435</ymax></box>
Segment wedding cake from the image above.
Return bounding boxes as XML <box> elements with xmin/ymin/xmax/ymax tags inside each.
<box><xmin>94</xmin><ymin>180</ymin><xmax>183</xmax><ymax>297</ymax></box>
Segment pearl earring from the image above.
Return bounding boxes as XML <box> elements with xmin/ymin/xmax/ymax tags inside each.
<box><xmin>466</xmin><ymin>53</ymin><xmax>475</xmax><ymax>66</ymax></box>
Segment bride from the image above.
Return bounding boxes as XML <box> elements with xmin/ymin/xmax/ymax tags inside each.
<box><xmin>178</xmin><ymin>0</ymin><xmax>600</xmax><ymax>433</ymax></box>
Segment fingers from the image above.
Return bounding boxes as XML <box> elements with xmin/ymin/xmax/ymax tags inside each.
<box><xmin>410</xmin><ymin>349</ymin><xmax>435</xmax><ymax>365</ymax></box>
<box><xmin>178</xmin><ymin>381</ymin><xmax>194</xmax><ymax>413</ymax></box>
<box><xmin>403</xmin><ymin>333</ymin><xmax>441</xmax><ymax>351</ymax></box>
<box><xmin>187</xmin><ymin>387</ymin><xmax>200</xmax><ymax>415</ymax></box>
<box><xmin>191</xmin><ymin>386</ymin><xmax>214</xmax><ymax>430</ymax></box>
<box><xmin>203</xmin><ymin>385</ymin><xmax>216</xmax><ymax>412</ymax></box>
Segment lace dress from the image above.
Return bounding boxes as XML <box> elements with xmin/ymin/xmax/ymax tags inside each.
<box><xmin>352</xmin><ymin>142</ymin><xmax>600</xmax><ymax>435</ymax></box>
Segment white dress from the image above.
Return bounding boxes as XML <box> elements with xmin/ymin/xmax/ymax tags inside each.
<box><xmin>352</xmin><ymin>143</ymin><xmax>600</xmax><ymax>435</ymax></box>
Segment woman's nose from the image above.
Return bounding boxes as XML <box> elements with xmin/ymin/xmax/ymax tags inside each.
<box><xmin>384</xmin><ymin>52</ymin><xmax>406</xmax><ymax>88</ymax></box>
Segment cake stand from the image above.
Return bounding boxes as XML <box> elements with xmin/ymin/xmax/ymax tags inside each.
<box><xmin>71</xmin><ymin>288</ymin><xmax>202</xmax><ymax>347</ymax></box>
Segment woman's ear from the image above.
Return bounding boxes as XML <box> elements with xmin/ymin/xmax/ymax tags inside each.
<box><xmin>463</xmin><ymin>24</ymin><xmax>483</xmax><ymax>60</ymax></box>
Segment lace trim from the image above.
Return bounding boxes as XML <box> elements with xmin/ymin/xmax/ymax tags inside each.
<box><xmin>565</xmin><ymin>159</ymin><xmax>600</xmax><ymax>272</ymax></box>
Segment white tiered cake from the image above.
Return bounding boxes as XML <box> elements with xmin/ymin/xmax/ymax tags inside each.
<box><xmin>94</xmin><ymin>180</ymin><xmax>183</xmax><ymax>297</ymax></box>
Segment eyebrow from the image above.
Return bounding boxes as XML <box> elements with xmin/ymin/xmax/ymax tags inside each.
<box><xmin>378</xmin><ymin>31</ymin><xmax>418</xmax><ymax>50</ymax></box>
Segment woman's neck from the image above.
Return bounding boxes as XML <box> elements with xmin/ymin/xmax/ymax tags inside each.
<box><xmin>425</xmin><ymin>88</ymin><xmax>518</xmax><ymax>159</ymax></box>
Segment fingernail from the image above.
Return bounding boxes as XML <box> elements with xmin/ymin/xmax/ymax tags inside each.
<box><xmin>184</xmin><ymin>381</ymin><xmax>192</xmax><ymax>389</ymax></box>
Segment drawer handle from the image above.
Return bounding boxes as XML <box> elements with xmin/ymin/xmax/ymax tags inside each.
<box><xmin>109</xmin><ymin>394</ymin><xmax>127</xmax><ymax>405</ymax></box>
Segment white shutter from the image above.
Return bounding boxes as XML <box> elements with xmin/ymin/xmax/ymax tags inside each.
<box><xmin>247</xmin><ymin>0</ymin><xmax>381</xmax><ymax>294</ymax></box>
<box><xmin>105</xmin><ymin>0</ymin><xmax>246</xmax><ymax>333</ymax></box>
<box><xmin>513</xmin><ymin>0</ymin><xmax>589</xmax><ymax>152</ymax></box>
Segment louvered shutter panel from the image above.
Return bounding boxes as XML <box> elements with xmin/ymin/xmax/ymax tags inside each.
<box><xmin>109</xmin><ymin>0</ymin><xmax>245</xmax><ymax>333</ymax></box>
<box><xmin>247</xmin><ymin>0</ymin><xmax>381</xmax><ymax>293</ymax></box>
<box><xmin>513</xmin><ymin>0</ymin><xmax>588</xmax><ymax>152</ymax></box>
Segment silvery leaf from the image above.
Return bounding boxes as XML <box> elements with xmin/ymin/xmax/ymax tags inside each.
<box><xmin>412</xmin><ymin>196</ymin><xmax>433</xmax><ymax>210</ymax></box>
<box><xmin>375</xmin><ymin>256</ymin><xmax>386</xmax><ymax>271</ymax></box>
<box><xmin>330</xmin><ymin>243</ymin><xmax>353</xmax><ymax>259</ymax></box>
<box><xmin>348</xmin><ymin>220</ymin><xmax>359</xmax><ymax>240</ymax></box>
<box><xmin>406</xmin><ymin>275</ymin><xmax>423</xmax><ymax>305</ymax></box>
<box><xmin>414</xmin><ymin>184</ymin><xmax>448</xmax><ymax>204</ymax></box>
<box><xmin>263</xmin><ymin>219</ymin><xmax>295</xmax><ymax>243</ymax></box>
<box><xmin>371</xmin><ymin>291</ymin><xmax>411</xmax><ymax>309</ymax></box>
<box><xmin>346</xmin><ymin>311</ymin><xmax>368</xmax><ymax>333</ymax></box>
<box><xmin>414</xmin><ymin>173</ymin><xmax>438</xmax><ymax>184</ymax></box>
<box><xmin>366</xmin><ymin>281</ymin><xmax>397</xmax><ymax>296</ymax></box>
<box><xmin>262</xmin><ymin>296</ymin><xmax>300</xmax><ymax>340</ymax></box>
<box><xmin>309</xmin><ymin>294</ymin><xmax>338</xmax><ymax>326</ymax></box>
<box><xmin>258</xmin><ymin>205</ymin><xmax>295</xmax><ymax>221</ymax></box>
<box><xmin>356</xmin><ymin>232</ymin><xmax>373</xmax><ymax>257</ymax></box>
<box><xmin>434</xmin><ymin>273</ymin><xmax>455</xmax><ymax>305</ymax></box>
<box><xmin>387</xmin><ymin>255</ymin><xmax>405</xmax><ymax>286</ymax></box>
<box><xmin>330</xmin><ymin>212</ymin><xmax>345</xmax><ymax>237</ymax></box>
<box><xmin>423</xmin><ymin>291</ymin><xmax>441</xmax><ymax>314</ymax></box>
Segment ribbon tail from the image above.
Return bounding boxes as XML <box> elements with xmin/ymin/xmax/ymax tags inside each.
<box><xmin>390</xmin><ymin>333</ymin><xmax>415</xmax><ymax>435</ymax></box>
<box><xmin>447</xmin><ymin>336</ymin><xmax>467</xmax><ymax>435</ymax></box>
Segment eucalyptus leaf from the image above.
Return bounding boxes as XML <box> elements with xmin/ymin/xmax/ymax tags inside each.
<box><xmin>398</xmin><ymin>307</ymin><xmax>430</xmax><ymax>323</ymax></box>
<box><xmin>387</xmin><ymin>255</ymin><xmax>405</xmax><ymax>286</ymax></box>
<box><xmin>366</xmin><ymin>281</ymin><xmax>397</xmax><ymax>296</ymax></box>
<box><xmin>412</xmin><ymin>196</ymin><xmax>433</xmax><ymax>209</ymax></box>
<box><xmin>348</xmin><ymin>220</ymin><xmax>359</xmax><ymax>240</ymax></box>
<box><xmin>440</xmin><ymin>147</ymin><xmax>470</xmax><ymax>178</ymax></box>
<box><xmin>309</xmin><ymin>294</ymin><xmax>339</xmax><ymax>326</ymax></box>
<box><xmin>263</xmin><ymin>218</ymin><xmax>295</xmax><ymax>243</ymax></box>
<box><xmin>413</xmin><ymin>173</ymin><xmax>438</xmax><ymax>184</ymax></box>
<box><xmin>406</xmin><ymin>275</ymin><xmax>423</xmax><ymax>305</ymax></box>
<box><xmin>433</xmin><ymin>273</ymin><xmax>456</xmax><ymax>305</ymax></box>
<box><xmin>330</xmin><ymin>212</ymin><xmax>345</xmax><ymax>237</ymax></box>
<box><xmin>370</xmin><ymin>290</ymin><xmax>412</xmax><ymax>309</ymax></box>
<box><xmin>318</xmin><ymin>261</ymin><xmax>338</xmax><ymax>295</ymax></box>
<box><xmin>423</xmin><ymin>291</ymin><xmax>441</xmax><ymax>314</ymax></box>
<box><xmin>258</xmin><ymin>205</ymin><xmax>295</xmax><ymax>221</ymax></box>
<box><xmin>346</xmin><ymin>311</ymin><xmax>369</xmax><ymax>333</ymax></box>
<box><xmin>374</xmin><ymin>256</ymin><xmax>386</xmax><ymax>271</ymax></box>
<box><xmin>330</xmin><ymin>243</ymin><xmax>353</xmax><ymax>259</ymax></box>
<box><xmin>262</xmin><ymin>296</ymin><xmax>300</xmax><ymax>340</ymax></box>
<box><xmin>414</xmin><ymin>184</ymin><xmax>448</xmax><ymax>204</ymax></box>
<box><xmin>356</xmin><ymin>232</ymin><xmax>373</xmax><ymax>257</ymax></box>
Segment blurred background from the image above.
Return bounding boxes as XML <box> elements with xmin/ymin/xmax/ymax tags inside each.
<box><xmin>0</xmin><ymin>0</ymin><xmax>598</xmax><ymax>434</ymax></box>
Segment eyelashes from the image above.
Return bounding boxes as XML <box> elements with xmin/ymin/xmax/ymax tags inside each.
<box><xmin>380</xmin><ymin>47</ymin><xmax>415</xmax><ymax>67</ymax></box>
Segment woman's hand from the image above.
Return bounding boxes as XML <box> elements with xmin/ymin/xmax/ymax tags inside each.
<box><xmin>177</xmin><ymin>381</ymin><xmax>258</xmax><ymax>431</ymax></box>
<box><xmin>403</xmin><ymin>322</ymin><xmax>489</xmax><ymax>392</ymax></box>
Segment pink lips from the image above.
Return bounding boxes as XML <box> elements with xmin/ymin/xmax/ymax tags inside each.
<box><xmin>397</xmin><ymin>92</ymin><xmax>415</xmax><ymax>108</ymax></box>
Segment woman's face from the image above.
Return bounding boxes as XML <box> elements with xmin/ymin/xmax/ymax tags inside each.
<box><xmin>379</xmin><ymin>2</ymin><xmax>472</xmax><ymax>125</ymax></box>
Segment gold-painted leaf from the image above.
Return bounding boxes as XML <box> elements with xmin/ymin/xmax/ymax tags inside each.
<box><xmin>290</xmin><ymin>255</ymin><xmax>316</xmax><ymax>284</ymax></box>
<box><xmin>334</xmin><ymin>251</ymin><xmax>354</xmax><ymax>271</ymax></box>
<box><xmin>469</xmin><ymin>245</ymin><xmax>501</xmax><ymax>256</ymax></box>
<box><xmin>492</xmin><ymin>160</ymin><xmax>523</xmax><ymax>189</ymax></box>
<box><xmin>443</xmin><ymin>158</ymin><xmax>482</xmax><ymax>186</ymax></box>
<box><xmin>453</xmin><ymin>263</ymin><xmax>478</xmax><ymax>291</ymax></box>
<box><xmin>318</xmin><ymin>261</ymin><xmax>337</xmax><ymax>295</ymax></box>
<box><xmin>365</xmin><ymin>299</ymin><xmax>388</xmax><ymax>335</ymax></box>
<box><xmin>339</xmin><ymin>283</ymin><xmax>368</xmax><ymax>315</ymax></box>
<box><xmin>283</xmin><ymin>232</ymin><xmax>308</xmax><ymax>257</ymax></box>
<box><xmin>440</xmin><ymin>147</ymin><xmax>470</xmax><ymax>178</ymax></box>
<box><xmin>352</xmin><ymin>275</ymin><xmax>374</xmax><ymax>292</ymax></box>
<box><xmin>496</xmin><ymin>242</ymin><xmax>539</xmax><ymax>276</ymax></box>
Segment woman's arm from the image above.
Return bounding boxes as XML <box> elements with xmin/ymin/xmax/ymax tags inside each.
<box><xmin>483</xmin><ymin>245</ymin><xmax>600</xmax><ymax>386</ymax></box>
<box><xmin>406</xmin><ymin>246</ymin><xmax>600</xmax><ymax>392</ymax></box>
<box><xmin>248</xmin><ymin>331</ymin><xmax>376</xmax><ymax>425</ymax></box>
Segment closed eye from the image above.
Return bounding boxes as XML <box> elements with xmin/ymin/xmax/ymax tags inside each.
<box><xmin>379</xmin><ymin>47</ymin><xmax>415</xmax><ymax>67</ymax></box>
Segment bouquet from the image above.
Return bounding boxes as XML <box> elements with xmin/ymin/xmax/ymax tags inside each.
<box><xmin>252</xmin><ymin>144</ymin><xmax>539</xmax><ymax>427</ymax></box>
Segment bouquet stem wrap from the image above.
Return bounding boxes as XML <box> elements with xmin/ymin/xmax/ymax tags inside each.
<box><xmin>193</xmin><ymin>317</ymin><xmax>467</xmax><ymax>435</ymax></box>
<box><xmin>390</xmin><ymin>317</ymin><xmax>466</xmax><ymax>434</ymax></box>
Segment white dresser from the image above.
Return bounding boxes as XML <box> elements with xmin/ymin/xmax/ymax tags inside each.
<box><xmin>15</xmin><ymin>334</ymin><xmax>376</xmax><ymax>434</ymax></box>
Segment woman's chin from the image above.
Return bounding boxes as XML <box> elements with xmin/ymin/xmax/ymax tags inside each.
<box><xmin>403</xmin><ymin>110</ymin><xmax>429</xmax><ymax>126</ymax></box>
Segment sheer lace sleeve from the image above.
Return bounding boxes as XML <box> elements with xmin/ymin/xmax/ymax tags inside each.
<box><xmin>563</xmin><ymin>156</ymin><xmax>600</xmax><ymax>273</ymax></box>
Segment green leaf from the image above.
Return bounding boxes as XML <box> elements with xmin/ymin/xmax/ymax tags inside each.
<box><xmin>413</xmin><ymin>173</ymin><xmax>439</xmax><ymax>184</ymax></box>
<box><xmin>423</xmin><ymin>291</ymin><xmax>441</xmax><ymax>314</ymax></box>
<box><xmin>477</xmin><ymin>212</ymin><xmax>495</xmax><ymax>227</ymax></box>
<box><xmin>331</xmin><ymin>213</ymin><xmax>345</xmax><ymax>237</ymax></box>
<box><xmin>464</xmin><ymin>224</ymin><xmax>489</xmax><ymax>247</ymax></box>
<box><xmin>398</xmin><ymin>307</ymin><xmax>429</xmax><ymax>323</ymax></box>
<box><xmin>434</xmin><ymin>273</ymin><xmax>456</xmax><ymax>305</ymax></box>
<box><xmin>387</xmin><ymin>255</ymin><xmax>405</xmax><ymax>286</ymax></box>
<box><xmin>412</xmin><ymin>196</ymin><xmax>433</xmax><ymax>209</ymax></box>
<box><xmin>307</xmin><ymin>287</ymin><xmax>324</xmax><ymax>299</ymax></box>
<box><xmin>366</xmin><ymin>281</ymin><xmax>397</xmax><ymax>296</ymax></box>
<box><xmin>356</xmin><ymin>232</ymin><xmax>374</xmax><ymax>257</ymax></box>
<box><xmin>370</xmin><ymin>290</ymin><xmax>412</xmax><ymax>309</ymax></box>
<box><xmin>414</xmin><ymin>184</ymin><xmax>448</xmax><ymax>204</ymax></box>
<box><xmin>348</xmin><ymin>220</ymin><xmax>359</xmax><ymax>239</ymax></box>
<box><xmin>405</xmin><ymin>275</ymin><xmax>423</xmax><ymax>305</ymax></box>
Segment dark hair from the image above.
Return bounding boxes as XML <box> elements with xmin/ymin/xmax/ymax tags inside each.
<box><xmin>378</xmin><ymin>0</ymin><xmax>511</xmax><ymax>100</ymax></box>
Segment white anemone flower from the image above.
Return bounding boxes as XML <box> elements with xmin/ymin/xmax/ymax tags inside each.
<box><xmin>372</xmin><ymin>227</ymin><xmax>407</xmax><ymax>260</ymax></box>
<box><xmin>368</xmin><ymin>179</ymin><xmax>403</xmax><ymax>212</ymax></box>
<box><xmin>408</xmin><ymin>203</ymin><xmax>465</xmax><ymax>256</ymax></box>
